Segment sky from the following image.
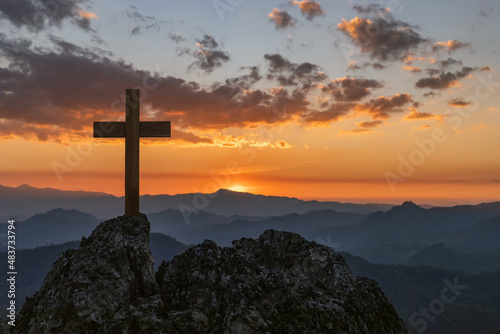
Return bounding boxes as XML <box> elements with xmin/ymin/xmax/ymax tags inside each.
<box><xmin>0</xmin><ymin>0</ymin><xmax>499</xmax><ymax>205</ymax></box>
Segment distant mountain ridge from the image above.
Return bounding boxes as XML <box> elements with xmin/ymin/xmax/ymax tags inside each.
<box><xmin>0</xmin><ymin>183</ymin><xmax>395</xmax><ymax>219</ymax></box>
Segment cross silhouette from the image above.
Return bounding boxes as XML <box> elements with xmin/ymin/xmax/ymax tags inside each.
<box><xmin>93</xmin><ymin>89</ymin><xmax>171</xmax><ymax>216</ymax></box>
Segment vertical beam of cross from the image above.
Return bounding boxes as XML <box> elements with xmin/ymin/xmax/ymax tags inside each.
<box><xmin>125</xmin><ymin>89</ymin><xmax>140</xmax><ymax>216</ymax></box>
<box><xmin>93</xmin><ymin>89</ymin><xmax>171</xmax><ymax>217</ymax></box>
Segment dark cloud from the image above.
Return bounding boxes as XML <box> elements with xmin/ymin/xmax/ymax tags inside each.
<box><xmin>168</xmin><ymin>33</ymin><xmax>186</xmax><ymax>43</ymax></box>
<box><xmin>0</xmin><ymin>0</ymin><xmax>95</xmax><ymax>32</ymax></box>
<box><xmin>321</xmin><ymin>77</ymin><xmax>383</xmax><ymax>102</ymax></box>
<box><xmin>337</xmin><ymin>4</ymin><xmax>428</xmax><ymax>61</ymax></box>
<box><xmin>415</xmin><ymin>66</ymin><xmax>476</xmax><ymax>90</ymax></box>
<box><xmin>264</xmin><ymin>53</ymin><xmax>327</xmax><ymax>88</ymax></box>
<box><xmin>438</xmin><ymin>58</ymin><xmax>463</xmax><ymax>69</ymax></box>
<box><xmin>361</xmin><ymin>94</ymin><xmax>415</xmax><ymax>119</ymax></box>
<box><xmin>432</xmin><ymin>40</ymin><xmax>471</xmax><ymax>52</ymax></box>
<box><xmin>225</xmin><ymin>66</ymin><xmax>262</xmax><ymax>90</ymax></box>
<box><xmin>423</xmin><ymin>91</ymin><xmax>441</xmax><ymax>99</ymax></box>
<box><xmin>178</xmin><ymin>35</ymin><xmax>230</xmax><ymax>73</ymax></box>
<box><xmin>291</xmin><ymin>1</ymin><xmax>325</xmax><ymax>20</ymax></box>
<box><xmin>448</xmin><ymin>98</ymin><xmax>472</xmax><ymax>107</ymax></box>
<box><xmin>268</xmin><ymin>8</ymin><xmax>296</xmax><ymax>29</ymax></box>
<box><xmin>347</xmin><ymin>61</ymin><xmax>386</xmax><ymax>71</ymax></box>
<box><xmin>0</xmin><ymin>35</ymin><xmax>315</xmax><ymax>141</ymax></box>
<box><xmin>303</xmin><ymin>103</ymin><xmax>355</xmax><ymax>124</ymax></box>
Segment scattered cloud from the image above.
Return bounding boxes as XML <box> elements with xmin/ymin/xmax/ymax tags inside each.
<box><xmin>268</xmin><ymin>8</ymin><xmax>296</xmax><ymax>29</ymax></box>
<box><xmin>339</xmin><ymin>128</ymin><xmax>371</xmax><ymax>135</ymax></box>
<box><xmin>433</xmin><ymin>40</ymin><xmax>471</xmax><ymax>52</ymax></box>
<box><xmin>347</xmin><ymin>61</ymin><xmax>387</xmax><ymax>71</ymax></box>
<box><xmin>291</xmin><ymin>1</ymin><xmax>325</xmax><ymax>20</ymax></box>
<box><xmin>337</xmin><ymin>4</ymin><xmax>428</xmax><ymax>61</ymax></box>
<box><xmin>126</xmin><ymin>6</ymin><xmax>165</xmax><ymax>36</ymax></box>
<box><xmin>224</xmin><ymin>66</ymin><xmax>262</xmax><ymax>90</ymax></box>
<box><xmin>357</xmin><ymin>120</ymin><xmax>383</xmax><ymax>128</ymax></box>
<box><xmin>264</xmin><ymin>53</ymin><xmax>327</xmax><ymax>88</ymax></box>
<box><xmin>448</xmin><ymin>98</ymin><xmax>472</xmax><ymax>107</ymax></box>
<box><xmin>415</xmin><ymin>66</ymin><xmax>476</xmax><ymax>90</ymax></box>
<box><xmin>303</xmin><ymin>103</ymin><xmax>355</xmax><ymax>124</ymax></box>
<box><xmin>402</xmin><ymin>66</ymin><xmax>422</xmax><ymax>73</ymax></box>
<box><xmin>423</xmin><ymin>91</ymin><xmax>441</xmax><ymax>99</ymax></box>
<box><xmin>168</xmin><ymin>33</ymin><xmax>186</xmax><ymax>43</ymax></box>
<box><xmin>404</xmin><ymin>110</ymin><xmax>442</xmax><ymax>120</ymax></box>
<box><xmin>361</xmin><ymin>94</ymin><xmax>416</xmax><ymax>119</ymax></box>
<box><xmin>321</xmin><ymin>77</ymin><xmax>383</xmax><ymax>102</ymax></box>
<box><xmin>78</xmin><ymin>11</ymin><xmax>97</xmax><ymax>19</ymax></box>
<box><xmin>178</xmin><ymin>35</ymin><xmax>230</xmax><ymax>73</ymax></box>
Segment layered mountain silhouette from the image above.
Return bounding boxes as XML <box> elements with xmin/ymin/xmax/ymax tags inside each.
<box><xmin>0</xmin><ymin>184</ymin><xmax>393</xmax><ymax>220</ymax></box>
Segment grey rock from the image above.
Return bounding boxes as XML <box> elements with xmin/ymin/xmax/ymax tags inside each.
<box><xmin>16</xmin><ymin>215</ymin><xmax>406</xmax><ymax>333</ymax></box>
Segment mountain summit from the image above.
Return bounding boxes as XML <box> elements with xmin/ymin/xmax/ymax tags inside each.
<box><xmin>16</xmin><ymin>215</ymin><xmax>407</xmax><ymax>333</ymax></box>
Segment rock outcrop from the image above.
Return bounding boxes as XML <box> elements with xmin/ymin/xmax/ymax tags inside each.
<box><xmin>16</xmin><ymin>214</ymin><xmax>407</xmax><ymax>333</ymax></box>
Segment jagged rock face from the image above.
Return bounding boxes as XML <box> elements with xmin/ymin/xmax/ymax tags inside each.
<box><xmin>16</xmin><ymin>215</ymin><xmax>407</xmax><ymax>334</ymax></box>
<box><xmin>157</xmin><ymin>230</ymin><xmax>406</xmax><ymax>333</ymax></box>
<box><xmin>16</xmin><ymin>214</ymin><xmax>169</xmax><ymax>333</ymax></box>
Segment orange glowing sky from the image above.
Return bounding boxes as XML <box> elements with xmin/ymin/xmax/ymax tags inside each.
<box><xmin>0</xmin><ymin>0</ymin><xmax>499</xmax><ymax>205</ymax></box>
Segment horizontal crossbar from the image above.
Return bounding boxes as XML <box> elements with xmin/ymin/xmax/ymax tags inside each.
<box><xmin>93</xmin><ymin>121</ymin><xmax>171</xmax><ymax>138</ymax></box>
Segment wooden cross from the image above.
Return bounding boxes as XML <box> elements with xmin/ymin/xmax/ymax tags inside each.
<box><xmin>93</xmin><ymin>89</ymin><xmax>171</xmax><ymax>216</ymax></box>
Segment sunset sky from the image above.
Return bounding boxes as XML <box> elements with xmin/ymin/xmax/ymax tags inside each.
<box><xmin>0</xmin><ymin>0</ymin><xmax>499</xmax><ymax>205</ymax></box>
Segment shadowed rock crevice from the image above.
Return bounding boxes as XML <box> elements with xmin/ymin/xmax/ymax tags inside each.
<box><xmin>15</xmin><ymin>215</ymin><xmax>407</xmax><ymax>333</ymax></box>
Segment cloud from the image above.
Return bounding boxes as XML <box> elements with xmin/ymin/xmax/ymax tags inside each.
<box><xmin>178</xmin><ymin>35</ymin><xmax>230</xmax><ymax>73</ymax></box>
<box><xmin>125</xmin><ymin>6</ymin><xmax>164</xmax><ymax>36</ymax></box>
<box><xmin>268</xmin><ymin>9</ymin><xmax>296</xmax><ymax>29</ymax></box>
<box><xmin>347</xmin><ymin>61</ymin><xmax>386</xmax><ymax>71</ymax></box>
<box><xmin>357</xmin><ymin>120</ymin><xmax>383</xmax><ymax>128</ymax></box>
<box><xmin>415</xmin><ymin>66</ymin><xmax>476</xmax><ymax>90</ymax></box>
<box><xmin>422</xmin><ymin>91</ymin><xmax>441</xmax><ymax>99</ymax></box>
<box><xmin>303</xmin><ymin>103</ymin><xmax>355</xmax><ymax>124</ymax></box>
<box><xmin>339</xmin><ymin>128</ymin><xmax>371</xmax><ymax>135</ymax></box>
<box><xmin>291</xmin><ymin>1</ymin><xmax>325</xmax><ymax>20</ymax></box>
<box><xmin>433</xmin><ymin>40</ymin><xmax>471</xmax><ymax>52</ymax></box>
<box><xmin>0</xmin><ymin>35</ymin><xmax>321</xmax><ymax>142</ymax></box>
<box><xmin>404</xmin><ymin>110</ymin><xmax>442</xmax><ymax>120</ymax></box>
<box><xmin>361</xmin><ymin>94</ymin><xmax>416</xmax><ymax>119</ymax></box>
<box><xmin>0</xmin><ymin>0</ymin><xmax>95</xmax><ymax>32</ymax></box>
<box><xmin>264</xmin><ymin>53</ymin><xmax>326</xmax><ymax>88</ymax></box>
<box><xmin>448</xmin><ymin>98</ymin><xmax>472</xmax><ymax>107</ymax></box>
<box><xmin>402</xmin><ymin>66</ymin><xmax>422</xmax><ymax>73</ymax></box>
<box><xmin>224</xmin><ymin>66</ymin><xmax>262</xmax><ymax>90</ymax></box>
<box><xmin>337</xmin><ymin>4</ymin><xmax>428</xmax><ymax>61</ymax></box>
<box><xmin>78</xmin><ymin>11</ymin><xmax>97</xmax><ymax>19</ymax></box>
<box><xmin>321</xmin><ymin>77</ymin><xmax>383</xmax><ymax>102</ymax></box>
<box><xmin>168</xmin><ymin>33</ymin><xmax>186</xmax><ymax>43</ymax></box>
<box><xmin>171</xmin><ymin>129</ymin><xmax>213</xmax><ymax>144</ymax></box>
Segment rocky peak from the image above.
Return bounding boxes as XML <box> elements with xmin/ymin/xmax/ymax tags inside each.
<box><xmin>16</xmin><ymin>215</ymin><xmax>407</xmax><ymax>333</ymax></box>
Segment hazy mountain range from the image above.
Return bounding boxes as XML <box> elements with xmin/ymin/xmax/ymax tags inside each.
<box><xmin>0</xmin><ymin>184</ymin><xmax>394</xmax><ymax>221</ymax></box>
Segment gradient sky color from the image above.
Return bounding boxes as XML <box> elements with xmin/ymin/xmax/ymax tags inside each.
<box><xmin>0</xmin><ymin>0</ymin><xmax>499</xmax><ymax>205</ymax></box>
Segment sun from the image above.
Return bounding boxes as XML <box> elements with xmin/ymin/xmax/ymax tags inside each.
<box><xmin>227</xmin><ymin>185</ymin><xmax>247</xmax><ymax>192</ymax></box>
